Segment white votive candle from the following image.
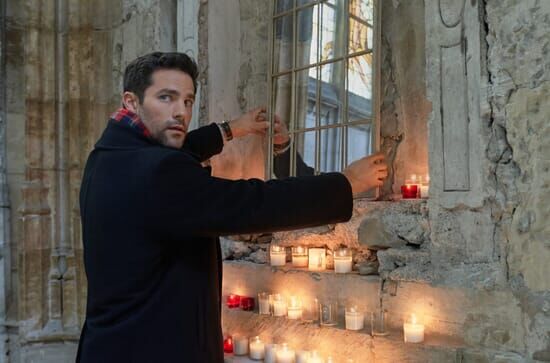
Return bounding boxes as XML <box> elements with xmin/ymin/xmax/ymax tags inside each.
<box><xmin>264</xmin><ymin>343</ymin><xmax>279</xmax><ymax>363</ymax></box>
<box><xmin>249</xmin><ymin>336</ymin><xmax>265</xmax><ymax>360</ymax></box>
<box><xmin>308</xmin><ymin>248</ymin><xmax>326</xmax><ymax>271</ymax></box>
<box><xmin>403</xmin><ymin>314</ymin><xmax>425</xmax><ymax>343</ymax></box>
<box><xmin>333</xmin><ymin>248</ymin><xmax>353</xmax><ymax>273</ymax></box>
<box><xmin>271</xmin><ymin>294</ymin><xmax>287</xmax><ymax>317</ymax></box>
<box><xmin>420</xmin><ymin>183</ymin><xmax>429</xmax><ymax>198</ymax></box>
<box><xmin>287</xmin><ymin>296</ymin><xmax>302</xmax><ymax>320</ymax></box>
<box><xmin>270</xmin><ymin>245</ymin><xmax>287</xmax><ymax>266</ymax></box>
<box><xmin>296</xmin><ymin>350</ymin><xmax>310</xmax><ymax>363</ymax></box>
<box><xmin>258</xmin><ymin>292</ymin><xmax>270</xmax><ymax>315</ymax></box>
<box><xmin>234</xmin><ymin>335</ymin><xmax>248</xmax><ymax>355</ymax></box>
<box><xmin>345</xmin><ymin>306</ymin><xmax>365</xmax><ymax>331</ymax></box>
<box><xmin>292</xmin><ymin>246</ymin><xmax>309</xmax><ymax>267</ymax></box>
<box><xmin>276</xmin><ymin>343</ymin><xmax>295</xmax><ymax>363</ymax></box>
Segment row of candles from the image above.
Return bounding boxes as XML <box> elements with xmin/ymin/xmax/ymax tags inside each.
<box><xmin>224</xmin><ymin>312</ymin><xmax>425</xmax><ymax>363</ymax></box>
<box><xmin>224</xmin><ymin>338</ymin><xmax>347</xmax><ymax>363</ymax></box>
<box><xmin>226</xmin><ymin>293</ymin><xmax>425</xmax><ymax>342</ymax></box>
<box><xmin>400</xmin><ymin>174</ymin><xmax>430</xmax><ymax>199</ymax></box>
<box><xmin>270</xmin><ymin>246</ymin><xmax>352</xmax><ymax>271</ymax></box>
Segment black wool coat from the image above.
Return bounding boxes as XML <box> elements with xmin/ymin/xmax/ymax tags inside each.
<box><xmin>76</xmin><ymin>120</ymin><xmax>353</xmax><ymax>363</ymax></box>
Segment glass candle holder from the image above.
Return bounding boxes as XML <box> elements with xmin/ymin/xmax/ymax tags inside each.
<box><xmin>276</xmin><ymin>343</ymin><xmax>295</xmax><ymax>363</ymax></box>
<box><xmin>287</xmin><ymin>296</ymin><xmax>303</xmax><ymax>320</ymax></box>
<box><xmin>258</xmin><ymin>292</ymin><xmax>270</xmax><ymax>315</ymax></box>
<box><xmin>296</xmin><ymin>350</ymin><xmax>311</xmax><ymax>363</ymax></box>
<box><xmin>301</xmin><ymin>297</ymin><xmax>319</xmax><ymax>323</ymax></box>
<box><xmin>240</xmin><ymin>296</ymin><xmax>255</xmax><ymax>311</ymax></box>
<box><xmin>345</xmin><ymin>305</ymin><xmax>365</xmax><ymax>331</ymax></box>
<box><xmin>371</xmin><ymin>308</ymin><xmax>389</xmax><ymax>336</ymax></box>
<box><xmin>226</xmin><ymin>294</ymin><xmax>241</xmax><ymax>308</ymax></box>
<box><xmin>333</xmin><ymin>248</ymin><xmax>353</xmax><ymax>273</ymax></box>
<box><xmin>319</xmin><ymin>300</ymin><xmax>338</xmax><ymax>326</ymax></box>
<box><xmin>308</xmin><ymin>248</ymin><xmax>326</xmax><ymax>271</ymax></box>
<box><xmin>309</xmin><ymin>350</ymin><xmax>325</xmax><ymax>363</ymax></box>
<box><xmin>270</xmin><ymin>293</ymin><xmax>287</xmax><ymax>317</ymax></box>
<box><xmin>223</xmin><ymin>335</ymin><xmax>233</xmax><ymax>353</ymax></box>
<box><xmin>248</xmin><ymin>336</ymin><xmax>265</xmax><ymax>360</ymax></box>
<box><xmin>403</xmin><ymin>314</ymin><xmax>425</xmax><ymax>343</ymax></box>
<box><xmin>401</xmin><ymin>184</ymin><xmax>418</xmax><ymax>199</ymax></box>
<box><xmin>292</xmin><ymin>246</ymin><xmax>309</xmax><ymax>267</ymax></box>
<box><xmin>264</xmin><ymin>343</ymin><xmax>279</xmax><ymax>363</ymax></box>
<box><xmin>270</xmin><ymin>245</ymin><xmax>286</xmax><ymax>266</ymax></box>
<box><xmin>233</xmin><ymin>335</ymin><xmax>248</xmax><ymax>356</ymax></box>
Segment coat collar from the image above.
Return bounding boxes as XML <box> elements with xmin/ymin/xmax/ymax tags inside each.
<box><xmin>95</xmin><ymin>120</ymin><xmax>160</xmax><ymax>151</ymax></box>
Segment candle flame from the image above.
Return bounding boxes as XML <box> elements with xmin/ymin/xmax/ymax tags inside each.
<box><xmin>411</xmin><ymin>174</ymin><xmax>417</xmax><ymax>182</ymax></box>
<box><xmin>411</xmin><ymin>314</ymin><xmax>417</xmax><ymax>324</ymax></box>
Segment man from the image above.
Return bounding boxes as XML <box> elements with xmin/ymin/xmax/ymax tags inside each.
<box><xmin>77</xmin><ymin>52</ymin><xmax>387</xmax><ymax>363</ymax></box>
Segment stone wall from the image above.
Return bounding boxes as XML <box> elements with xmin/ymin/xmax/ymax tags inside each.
<box><xmin>219</xmin><ymin>0</ymin><xmax>550</xmax><ymax>362</ymax></box>
<box><xmin>1</xmin><ymin>0</ymin><xmax>177</xmax><ymax>361</ymax></box>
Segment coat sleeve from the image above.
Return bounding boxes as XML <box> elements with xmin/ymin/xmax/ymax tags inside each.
<box><xmin>181</xmin><ymin>123</ymin><xmax>224</xmax><ymax>162</ymax></box>
<box><xmin>149</xmin><ymin>151</ymin><xmax>353</xmax><ymax>239</ymax></box>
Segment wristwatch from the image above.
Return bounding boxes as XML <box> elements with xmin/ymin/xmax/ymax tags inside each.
<box><xmin>219</xmin><ymin>120</ymin><xmax>233</xmax><ymax>141</ymax></box>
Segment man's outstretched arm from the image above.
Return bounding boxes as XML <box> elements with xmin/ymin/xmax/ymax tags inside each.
<box><xmin>182</xmin><ymin>107</ymin><xmax>268</xmax><ymax>162</ymax></box>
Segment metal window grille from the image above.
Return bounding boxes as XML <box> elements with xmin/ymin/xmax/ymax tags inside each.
<box><xmin>267</xmin><ymin>0</ymin><xmax>381</xmax><ymax>181</ymax></box>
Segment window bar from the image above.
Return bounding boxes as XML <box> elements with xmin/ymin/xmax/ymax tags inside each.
<box><xmin>290</xmin><ymin>0</ymin><xmax>298</xmax><ymax>177</ymax></box>
<box><xmin>314</xmin><ymin>0</ymin><xmax>322</xmax><ymax>175</ymax></box>
<box><xmin>341</xmin><ymin>0</ymin><xmax>350</xmax><ymax>169</ymax></box>
<box><xmin>373</xmin><ymin>0</ymin><xmax>382</xmax><ymax>156</ymax></box>
<box><xmin>266</xmin><ymin>0</ymin><xmax>275</xmax><ymax>179</ymax></box>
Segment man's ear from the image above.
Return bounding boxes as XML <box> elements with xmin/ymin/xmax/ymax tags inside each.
<box><xmin>122</xmin><ymin>92</ymin><xmax>139</xmax><ymax>112</ymax></box>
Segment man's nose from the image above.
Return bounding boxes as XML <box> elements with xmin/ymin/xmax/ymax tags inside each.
<box><xmin>173</xmin><ymin>103</ymin><xmax>191</xmax><ymax>124</ymax></box>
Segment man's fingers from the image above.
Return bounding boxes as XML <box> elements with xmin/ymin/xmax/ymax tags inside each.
<box><xmin>369</xmin><ymin>152</ymin><xmax>386</xmax><ymax>162</ymax></box>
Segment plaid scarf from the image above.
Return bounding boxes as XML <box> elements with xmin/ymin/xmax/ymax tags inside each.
<box><xmin>109</xmin><ymin>108</ymin><xmax>152</xmax><ymax>138</ymax></box>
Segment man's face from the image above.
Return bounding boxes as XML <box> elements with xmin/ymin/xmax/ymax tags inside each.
<box><xmin>127</xmin><ymin>69</ymin><xmax>195</xmax><ymax>149</ymax></box>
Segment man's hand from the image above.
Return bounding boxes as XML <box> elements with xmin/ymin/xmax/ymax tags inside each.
<box><xmin>228</xmin><ymin>107</ymin><xmax>269</xmax><ymax>138</ymax></box>
<box><xmin>273</xmin><ymin>114</ymin><xmax>290</xmax><ymax>145</ymax></box>
<box><xmin>342</xmin><ymin>152</ymin><xmax>388</xmax><ymax>195</ymax></box>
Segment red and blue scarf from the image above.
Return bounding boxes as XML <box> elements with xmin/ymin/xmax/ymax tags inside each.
<box><xmin>109</xmin><ymin>108</ymin><xmax>152</xmax><ymax>138</ymax></box>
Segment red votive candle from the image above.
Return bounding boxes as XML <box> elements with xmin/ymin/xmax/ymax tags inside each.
<box><xmin>223</xmin><ymin>336</ymin><xmax>234</xmax><ymax>353</ymax></box>
<box><xmin>401</xmin><ymin>184</ymin><xmax>418</xmax><ymax>199</ymax></box>
<box><xmin>240</xmin><ymin>296</ymin><xmax>255</xmax><ymax>311</ymax></box>
<box><xmin>226</xmin><ymin>294</ymin><xmax>241</xmax><ymax>308</ymax></box>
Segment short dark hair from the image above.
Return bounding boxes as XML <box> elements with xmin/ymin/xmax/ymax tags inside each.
<box><xmin>123</xmin><ymin>52</ymin><xmax>199</xmax><ymax>103</ymax></box>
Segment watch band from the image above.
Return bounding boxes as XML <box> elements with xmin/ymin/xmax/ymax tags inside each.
<box><xmin>220</xmin><ymin>120</ymin><xmax>233</xmax><ymax>141</ymax></box>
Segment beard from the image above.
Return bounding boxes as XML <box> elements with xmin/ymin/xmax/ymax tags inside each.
<box><xmin>137</xmin><ymin>108</ymin><xmax>185</xmax><ymax>148</ymax></box>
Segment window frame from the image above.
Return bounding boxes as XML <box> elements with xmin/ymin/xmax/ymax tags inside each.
<box><xmin>266</xmin><ymin>0</ymin><xmax>381</xmax><ymax>198</ymax></box>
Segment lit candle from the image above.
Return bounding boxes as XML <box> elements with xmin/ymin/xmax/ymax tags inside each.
<box><xmin>226</xmin><ymin>294</ymin><xmax>241</xmax><ymax>308</ymax></box>
<box><xmin>287</xmin><ymin>296</ymin><xmax>303</xmax><ymax>320</ymax></box>
<box><xmin>345</xmin><ymin>306</ymin><xmax>365</xmax><ymax>331</ymax></box>
<box><xmin>233</xmin><ymin>335</ymin><xmax>249</xmax><ymax>355</ymax></box>
<box><xmin>308</xmin><ymin>350</ymin><xmax>324</xmax><ymax>363</ymax></box>
<box><xmin>264</xmin><ymin>343</ymin><xmax>279</xmax><ymax>363</ymax></box>
<box><xmin>258</xmin><ymin>292</ymin><xmax>271</xmax><ymax>315</ymax></box>
<box><xmin>292</xmin><ymin>246</ymin><xmax>309</xmax><ymax>267</ymax></box>
<box><xmin>275</xmin><ymin>343</ymin><xmax>295</xmax><ymax>363</ymax></box>
<box><xmin>240</xmin><ymin>296</ymin><xmax>255</xmax><ymax>311</ymax></box>
<box><xmin>333</xmin><ymin>248</ymin><xmax>353</xmax><ymax>273</ymax></box>
<box><xmin>249</xmin><ymin>336</ymin><xmax>265</xmax><ymax>360</ymax></box>
<box><xmin>223</xmin><ymin>335</ymin><xmax>233</xmax><ymax>353</ymax></box>
<box><xmin>420</xmin><ymin>174</ymin><xmax>430</xmax><ymax>198</ymax></box>
<box><xmin>271</xmin><ymin>294</ymin><xmax>287</xmax><ymax>317</ymax></box>
<box><xmin>270</xmin><ymin>245</ymin><xmax>287</xmax><ymax>266</ymax></box>
<box><xmin>401</xmin><ymin>183</ymin><xmax>418</xmax><ymax>199</ymax></box>
<box><xmin>403</xmin><ymin>314</ymin><xmax>425</xmax><ymax>343</ymax></box>
<box><xmin>296</xmin><ymin>350</ymin><xmax>310</xmax><ymax>363</ymax></box>
<box><xmin>308</xmin><ymin>248</ymin><xmax>326</xmax><ymax>271</ymax></box>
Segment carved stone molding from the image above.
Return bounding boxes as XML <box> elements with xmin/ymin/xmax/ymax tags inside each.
<box><xmin>426</xmin><ymin>0</ymin><xmax>487</xmax><ymax>207</ymax></box>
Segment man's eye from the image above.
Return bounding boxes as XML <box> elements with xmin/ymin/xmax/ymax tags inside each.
<box><xmin>185</xmin><ymin>100</ymin><xmax>194</xmax><ymax>107</ymax></box>
<box><xmin>159</xmin><ymin>95</ymin><xmax>171</xmax><ymax>101</ymax></box>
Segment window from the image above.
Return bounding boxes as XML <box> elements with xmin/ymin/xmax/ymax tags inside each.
<box><xmin>267</xmin><ymin>0</ymin><xmax>380</xmax><ymax>182</ymax></box>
